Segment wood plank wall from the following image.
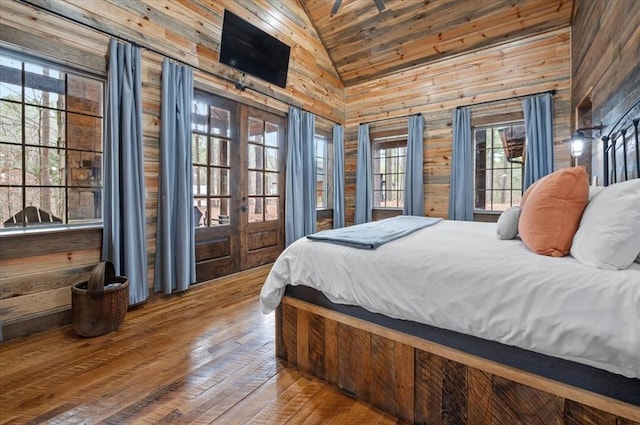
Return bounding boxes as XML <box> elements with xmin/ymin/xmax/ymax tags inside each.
<box><xmin>0</xmin><ymin>0</ymin><xmax>344</xmax><ymax>339</ymax></box>
<box><xmin>571</xmin><ymin>0</ymin><xmax>640</xmax><ymax>184</ymax></box>
<box><xmin>344</xmin><ymin>28</ymin><xmax>572</xmax><ymax>223</ymax></box>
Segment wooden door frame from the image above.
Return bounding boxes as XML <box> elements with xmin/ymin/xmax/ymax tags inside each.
<box><xmin>239</xmin><ymin>105</ymin><xmax>287</xmax><ymax>270</ymax></box>
<box><xmin>193</xmin><ymin>91</ymin><xmax>287</xmax><ymax>281</ymax></box>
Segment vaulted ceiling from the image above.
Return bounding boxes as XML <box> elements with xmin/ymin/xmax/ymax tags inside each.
<box><xmin>301</xmin><ymin>0</ymin><xmax>573</xmax><ymax>86</ymax></box>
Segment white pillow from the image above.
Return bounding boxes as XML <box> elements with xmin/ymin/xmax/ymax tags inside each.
<box><xmin>588</xmin><ymin>185</ymin><xmax>605</xmax><ymax>201</ymax></box>
<box><xmin>570</xmin><ymin>179</ymin><xmax>640</xmax><ymax>270</ymax></box>
<box><xmin>496</xmin><ymin>206</ymin><xmax>521</xmax><ymax>240</ymax></box>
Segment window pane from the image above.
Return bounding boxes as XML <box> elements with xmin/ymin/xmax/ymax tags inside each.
<box><xmin>192</xmin><ymin>101</ymin><xmax>208</xmax><ymax>133</ymax></box>
<box><xmin>373</xmin><ymin>190</ymin><xmax>383</xmax><ymax>207</ymax></box>
<box><xmin>209</xmin><ymin>198</ymin><xmax>230</xmax><ymax>226</ymax></box>
<box><xmin>511</xmin><ymin>165</ymin><xmax>522</xmax><ymax>191</ymax></box>
<box><xmin>248</xmin><ymin>144</ymin><xmax>263</xmax><ymax>169</ymax></box>
<box><xmin>512</xmin><ymin>189</ymin><xmax>522</xmax><ymax>206</ymax></box>
<box><xmin>317</xmin><ymin>187</ymin><xmax>324</xmax><ymax>208</ymax></box>
<box><xmin>210</xmin><ymin>107</ymin><xmax>230</xmax><ymax>137</ymax></box>
<box><xmin>192</xmin><ymin>134</ymin><xmax>207</xmax><ymax>165</ymax></box>
<box><xmin>492</xmin><ymin>189</ymin><xmax>510</xmax><ymax>211</ymax></box>
<box><xmin>25</xmin><ymin>187</ymin><xmax>65</xmax><ymax>225</ymax></box>
<box><xmin>210</xmin><ymin>138</ymin><xmax>228</xmax><ymax>166</ymax></box>
<box><xmin>24</xmin><ymin>64</ymin><xmax>65</xmax><ymax>109</ymax></box>
<box><xmin>265</xmin><ymin>172</ymin><xmax>278</xmax><ymax>195</ymax></box>
<box><xmin>248</xmin><ymin>171</ymin><xmax>263</xmax><ymax>195</ymax></box>
<box><xmin>265</xmin><ymin>147</ymin><xmax>278</xmax><ymax>171</ymax></box>
<box><xmin>0</xmin><ymin>186</ymin><xmax>23</xmax><ymax>228</ymax></box>
<box><xmin>0</xmin><ymin>143</ymin><xmax>22</xmax><ymax>185</ymax></box>
<box><xmin>316</xmin><ymin>139</ymin><xmax>325</xmax><ymax>157</ymax></box>
<box><xmin>209</xmin><ymin>168</ymin><xmax>229</xmax><ymax>196</ymax></box>
<box><xmin>193</xmin><ymin>198</ymin><xmax>207</xmax><ymax>227</ymax></box>
<box><xmin>68</xmin><ymin>151</ymin><xmax>101</xmax><ymax>187</ymax></box>
<box><xmin>25</xmin><ymin>146</ymin><xmax>64</xmax><ymax>185</ymax></box>
<box><xmin>248</xmin><ymin>197</ymin><xmax>263</xmax><ymax>222</ymax></box>
<box><xmin>68</xmin><ymin>187</ymin><xmax>101</xmax><ymax>222</ymax></box>
<box><xmin>24</xmin><ymin>106</ymin><xmax>64</xmax><ymax>147</ymax></box>
<box><xmin>193</xmin><ymin>166</ymin><xmax>207</xmax><ymax>195</ymax></box>
<box><xmin>265</xmin><ymin>122</ymin><xmax>279</xmax><ymax>146</ymax></box>
<box><xmin>265</xmin><ymin>197</ymin><xmax>278</xmax><ymax>221</ymax></box>
<box><xmin>0</xmin><ymin>56</ymin><xmax>22</xmax><ymax>101</ymax></box>
<box><xmin>0</xmin><ymin>100</ymin><xmax>22</xmax><ymax>143</ymax></box>
<box><xmin>68</xmin><ymin>113</ymin><xmax>103</xmax><ymax>151</ymax></box>
<box><xmin>67</xmin><ymin>74</ymin><xmax>102</xmax><ymax>116</ymax></box>
<box><xmin>248</xmin><ymin>117</ymin><xmax>263</xmax><ymax>143</ymax></box>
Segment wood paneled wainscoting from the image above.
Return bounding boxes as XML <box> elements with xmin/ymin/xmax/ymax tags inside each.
<box><xmin>0</xmin><ymin>265</ymin><xmax>401</xmax><ymax>424</ymax></box>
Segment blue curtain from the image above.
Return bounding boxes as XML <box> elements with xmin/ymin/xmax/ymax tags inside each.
<box><xmin>332</xmin><ymin>124</ymin><xmax>345</xmax><ymax>228</ymax></box>
<box><xmin>355</xmin><ymin>124</ymin><xmax>373</xmax><ymax>224</ymax></box>
<box><xmin>333</xmin><ymin>124</ymin><xmax>345</xmax><ymax>229</ymax></box>
<box><xmin>103</xmin><ymin>40</ymin><xmax>148</xmax><ymax>305</ymax></box>
<box><xmin>154</xmin><ymin>59</ymin><xmax>195</xmax><ymax>294</ymax></box>
<box><xmin>285</xmin><ymin>107</ymin><xmax>316</xmax><ymax>246</ymax></box>
<box><xmin>404</xmin><ymin>115</ymin><xmax>425</xmax><ymax>216</ymax></box>
<box><xmin>448</xmin><ymin>107</ymin><xmax>473</xmax><ymax>221</ymax></box>
<box><xmin>523</xmin><ymin>93</ymin><xmax>554</xmax><ymax>189</ymax></box>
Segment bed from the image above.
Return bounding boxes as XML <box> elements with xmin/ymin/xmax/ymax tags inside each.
<box><xmin>260</xmin><ymin>109</ymin><xmax>640</xmax><ymax>424</ymax></box>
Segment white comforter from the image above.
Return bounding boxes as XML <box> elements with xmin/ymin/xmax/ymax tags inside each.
<box><xmin>260</xmin><ymin>220</ymin><xmax>640</xmax><ymax>378</ymax></box>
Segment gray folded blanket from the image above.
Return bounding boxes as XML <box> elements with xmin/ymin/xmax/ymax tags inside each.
<box><xmin>307</xmin><ymin>215</ymin><xmax>442</xmax><ymax>249</ymax></box>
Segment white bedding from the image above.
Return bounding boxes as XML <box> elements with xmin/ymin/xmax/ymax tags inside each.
<box><xmin>260</xmin><ymin>220</ymin><xmax>640</xmax><ymax>378</ymax></box>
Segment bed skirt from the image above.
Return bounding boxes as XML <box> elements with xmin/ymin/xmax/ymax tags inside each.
<box><xmin>276</xmin><ymin>292</ymin><xmax>640</xmax><ymax>423</ymax></box>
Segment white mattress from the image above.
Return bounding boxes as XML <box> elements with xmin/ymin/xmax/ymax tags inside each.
<box><xmin>260</xmin><ymin>220</ymin><xmax>640</xmax><ymax>378</ymax></box>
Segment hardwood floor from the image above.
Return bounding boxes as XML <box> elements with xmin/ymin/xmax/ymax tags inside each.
<box><xmin>0</xmin><ymin>265</ymin><xmax>403</xmax><ymax>424</ymax></box>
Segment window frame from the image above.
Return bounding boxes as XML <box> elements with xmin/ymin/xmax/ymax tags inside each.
<box><xmin>0</xmin><ymin>49</ymin><xmax>106</xmax><ymax>234</ymax></box>
<box><xmin>191</xmin><ymin>91</ymin><xmax>235</xmax><ymax>229</ymax></box>
<box><xmin>314</xmin><ymin>130</ymin><xmax>333</xmax><ymax>211</ymax></box>
<box><xmin>372</xmin><ymin>134</ymin><xmax>407</xmax><ymax>211</ymax></box>
<box><xmin>472</xmin><ymin>120</ymin><xmax>525</xmax><ymax>213</ymax></box>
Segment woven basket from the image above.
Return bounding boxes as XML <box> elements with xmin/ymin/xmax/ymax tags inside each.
<box><xmin>71</xmin><ymin>261</ymin><xmax>129</xmax><ymax>337</ymax></box>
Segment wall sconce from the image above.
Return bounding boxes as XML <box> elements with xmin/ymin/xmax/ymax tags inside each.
<box><xmin>569</xmin><ymin>131</ymin><xmax>586</xmax><ymax>158</ymax></box>
<box><xmin>565</xmin><ymin>124</ymin><xmax>604</xmax><ymax>166</ymax></box>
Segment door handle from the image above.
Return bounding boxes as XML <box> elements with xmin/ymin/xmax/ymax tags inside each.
<box><xmin>241</xmin><ymin>205</ymin><xmax>248</xmax><ymax>212</ymax></box>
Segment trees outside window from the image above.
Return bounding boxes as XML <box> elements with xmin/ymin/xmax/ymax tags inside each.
<box><xmin>474</xmin><ymin>122</ymin><xmax>525</xmax><ymax>211</ymax></box>
<box><xmin>0</xmin><ymin>52</ymin><xmax>104</xmax><ymax>229</ymax></box>
<box><xmin>373</xmin><ymin>138</ymin><xmax>406</xmax><ymax>209</ymax></box>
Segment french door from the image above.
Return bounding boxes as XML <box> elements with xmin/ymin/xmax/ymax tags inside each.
<box><xmin>192</xmin><ymin>92</ymin><xmax>286</xmax><ymax>282</ymax></box>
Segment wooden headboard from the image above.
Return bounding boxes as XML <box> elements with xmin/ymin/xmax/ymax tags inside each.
<box><xmin>602</xmin><ymin>99</ymin><xmax>640</xmax><ymax>186</ymax></box>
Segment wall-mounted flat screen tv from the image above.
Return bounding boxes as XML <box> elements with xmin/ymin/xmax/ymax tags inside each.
<box><xmin>219</xmin><ymin>10</ymin><xmax>291</xmax><ymax>89</ymax></box>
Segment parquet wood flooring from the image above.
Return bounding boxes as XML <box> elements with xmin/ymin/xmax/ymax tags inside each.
<box><xmin>0</xmin><ymin>265</ymin><xmax>403</xmax><ymax>424</ymax></box>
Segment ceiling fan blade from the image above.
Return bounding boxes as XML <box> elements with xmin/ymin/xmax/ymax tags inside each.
<box><xmin>331</xmin><ymin>0</ymin><xmax>342</xmax><ymax>14</ymax></box>
<box><xmin>374</xmin><ymin>0</ymin><xmax>385</xmax><ymax>12</ymax></box>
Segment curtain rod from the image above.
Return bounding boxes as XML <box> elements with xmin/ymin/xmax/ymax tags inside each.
<box><xmin>360</xmin><ymin>88</ymin><xmax>556</xmax><ymax>126</ymax></box>
<box><xmin>361</xmin><ymin>112</ymin><xmax>422</xmax><ymax>126</ymax></box>
<box><xmin>456</xmin><ymin>89</ymin><xmax>557</xmax><ymax>110</ymax></box>
<box><xmin>18</xmin><ymin>0</ymin><xmax>339</xmax><ymax>125</ymax></box>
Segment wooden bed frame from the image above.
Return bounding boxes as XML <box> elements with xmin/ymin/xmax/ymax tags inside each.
<box><xmin>276</xmin><ymin>296</ymin><xmax>640</xmax><ymax>425</ymax></box>
<box><xmin>277</xmin><ymin>296</ymin><xmax>640</xmax><ymax>423</ymax></box>
<box><xmin>274</xmin><ymin>107</ymin><xmax>640</xmax><ymax>424</ymax></box>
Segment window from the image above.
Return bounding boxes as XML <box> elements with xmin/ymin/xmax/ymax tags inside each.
<box><xmin>373</xmin><ymin>138</ymin><xmax>406</xmax><ymax>208</ymax></box>
<box><xmin>474</xmin><ymin>122</ymin><xmax>525</xmax><ymax>211</ymax></box>
<box><xmin>192</xmin><ymin>97</ymin><xmax>232</xmax><ymax>227</ymax></box>
<box><xmin>247</xmin><ymin>116</ymin><xmax>281</xmax><ymax>223</ymax></box>
<box><xmin>0</xmin><ymin>52</ymin><xmax>104</xmax><ymax>230</ymax></box>
<box><xmin>315</xmin><ymin>133</ymin><xmax>333</xmax><ymax>209</ymax></box>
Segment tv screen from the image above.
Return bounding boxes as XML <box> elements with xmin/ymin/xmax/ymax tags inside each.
<box><xmin>219</xmin><ymin>10</ymin><xmax>291</xmax><ymax>89</ymax></box>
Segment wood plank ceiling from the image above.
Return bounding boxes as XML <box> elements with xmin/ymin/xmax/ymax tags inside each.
<box><xmin>301</xmin><ymin>0</ymin><xmax>573</xmax><ymax>86</ymax></box>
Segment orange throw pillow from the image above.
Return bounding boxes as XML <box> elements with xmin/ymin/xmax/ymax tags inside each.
<box><xmin>519</xmin><ymin>178</ymin><xmax>540</xmax><ymax>207</ymax></box>
<box><xmin>518</xmin><ymin>167</ymin><xmax>589</xmax><ymax>257</ymax></box>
